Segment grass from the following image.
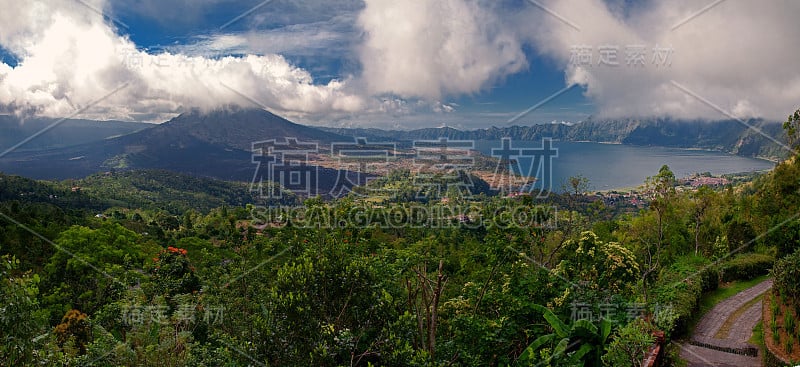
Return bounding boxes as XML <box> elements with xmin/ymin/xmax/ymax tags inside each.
<box><xmin>751</xmin><ymin>320</ymin><xmax>764</xmax><ymax>346</ymax></box>
<box><xmin>687</xmin><ymin>274</ymin><xmax>770</xmax><ymax>335</ymax></box>
<box><xmin>715</xmin><ymin>294</ymin><xmax>764</xmax><ymax>338</ymax></box>
<box><xmin>699</xmin><ymin>275</ymin><xmax>769</xmax><ymax>314</ymax></box>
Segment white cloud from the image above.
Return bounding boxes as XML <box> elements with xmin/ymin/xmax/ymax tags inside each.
<box><xmin>0</xmin><ymin>0</ymin><xmax>367</xmax><ymax>121</ymax></box>
<box><xmin>356</xmin><ymin>0</ymin><xmax>528</xmax><ymax>100</ymax></box>
<box><xmin>523</xmin><ymin>0</ymin><xmax>800</xmax><ymax>121</ymax></box>
<box><xmin>2</xmin><ymin>0</ymin><xmax>798</xmax><ymax>125</ymax></box>
<box><xmin>170</xmin><ymin>15</ymin><xmax>355</xmax><ymax>59</ymax></box>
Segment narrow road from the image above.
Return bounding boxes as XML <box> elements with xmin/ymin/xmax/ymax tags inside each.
<box><xmin>679</xmin><ymin>279</ymin><xmax>772</xmax><ymax>367</ymax></box>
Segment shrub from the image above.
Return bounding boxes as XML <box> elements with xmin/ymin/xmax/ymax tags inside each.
<box><xmin>698</xmin><ymin>266</ymin><xmax>720</xmax><ymax>292</ymax></box>
<box><xmin>786</xmin><ymin>311</ymin><xmax>796</xmax><ymax>334</ymax></box>
<box><xmin>772</xmin><ymin>316</ymin><xmax>781</xmax><ymax>344</ymax></box>
<box><xmin>772</xmin><ymin>249</ymin><xmax>800</xmax><ymax>309</ymax></box>
<box><xmin>719</xmin><ymin>253</ymin><xmax>774</xmax><ymax>282</ymax></box>
<box><xmin>54</xmin><ymin>309</ymin><xmax>92</xmax><ymax>355</ymax></box>
<box><xmin>652</xmin><ymin>257</ymin><xmax>708</xmax><ymax>336</ymax></box>
<box><xmin>654</xmin><ymin>304</ymin><xmax>679</xmax><ymax>340</ymax></box>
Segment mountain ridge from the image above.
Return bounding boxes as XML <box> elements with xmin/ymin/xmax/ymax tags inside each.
<box><xmin>0</xmin><ymin>109</ymin><xmax>787</xmax><ymax>185</ymax></box>
<box><xmin>321</xmin><ymin>118</ymin><xmax>787</xmax><ymax>161</ymax></box>
<box><xmin>0</xmin><ymin>108</ymin><xmax>352</xmax><ymax>181</ymax></box>
<box><xmin>0</xmin><ymin>115</ymin><xmax>147</xmax><ymax>152</ymax></box>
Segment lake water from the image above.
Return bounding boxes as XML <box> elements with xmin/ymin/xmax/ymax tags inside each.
<box><xmin>474</xmin><ymin>140</ymin><xmax>776</xmax><ymax>191</ymax></box>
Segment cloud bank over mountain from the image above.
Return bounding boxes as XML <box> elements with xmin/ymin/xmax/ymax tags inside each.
<box><xmin>0</xmin><ymin>0</ymin><xmax>798</xmax><ymax>124</ymax></box>
<box><xmin>523</xmin><ymin>0</ymin><xmax>800</xmax><ymax>121</ymax></box>
<box><xmin>0</xmin><ymin>0</ymin><xmax>366</xmax><ymax>121</ymax></box>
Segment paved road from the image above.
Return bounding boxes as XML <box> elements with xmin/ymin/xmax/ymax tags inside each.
<box><xmin>680</xmin><ymin>279</ymin><xmax>772</xmax><ymax>367</ymax></box>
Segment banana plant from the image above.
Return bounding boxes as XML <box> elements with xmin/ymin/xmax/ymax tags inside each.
<box><xmin>518</xmin><ymin>304</ymin><xmax>612</xmax><ymax>367</ymax></box>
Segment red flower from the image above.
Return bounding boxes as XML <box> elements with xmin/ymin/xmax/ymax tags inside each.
<box><xmin>165</xmin><ymin>246</ymin><xmax>188</xmax><ymax>256</ymax></box>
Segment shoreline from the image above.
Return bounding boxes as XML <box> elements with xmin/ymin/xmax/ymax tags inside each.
<box><xmin>511</xmin><ymin>140</ymin><xmax>784</xmax><ymax>164</ymax></box>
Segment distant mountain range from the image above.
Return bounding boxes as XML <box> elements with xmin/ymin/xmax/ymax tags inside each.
<box><xmin>0</xmin><ymin>108</ymin><xmax>788</xmax><ymax>185</ymax></box>
<box><xmin>0</xmin><ymin>108</ymin><xmax>351</xmax><ymax>183</ymax></box>
<box><xmin>0</xmin><ymin>115</ymin><xmax>146</xmax><ymax>152</ymax></box>
<box><xmin>322</xmin><ymin>118</ymin><xmax>788</xmax><ymax>161</ymax></box>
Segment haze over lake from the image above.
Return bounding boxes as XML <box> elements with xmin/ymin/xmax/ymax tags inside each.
<box><xmin>475</xmin><ymin>141</ymin><xmax>776</xmax><ymax>191</ymax></box>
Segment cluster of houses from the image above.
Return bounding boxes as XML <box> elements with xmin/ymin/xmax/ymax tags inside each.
<box><xmin>677</xmin><ymin>175</ymin><xmax>730</xmax><ymax>188</ymax></box>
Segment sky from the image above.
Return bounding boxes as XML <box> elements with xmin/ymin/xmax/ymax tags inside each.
<box><xmin>0</xmin><ymin>0</ymin><xmax>798</xmax><ymax>129</ymax></box>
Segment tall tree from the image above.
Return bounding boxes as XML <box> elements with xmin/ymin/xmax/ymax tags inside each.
<box><xmin>690</xmin><ymin>186</ymin><xmax>715</xmax><ymax>255</ymax></box>
<box><xmin>783</xmin><ymin>108</ymin><xmax>800</xmax><ymax>151</ymax></box>
<box><xmin>639</xmin><ymin>165</ymin><xmax>676</xmax><ymax>304</ymax></box>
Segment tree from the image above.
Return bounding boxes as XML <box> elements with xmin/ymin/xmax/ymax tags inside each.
<box><xmin>406</xmin><ymin>260</ymin><xmax>448</xmax><ymax>359</ymax></box>
<box><xmin>0</xmin><ymin>254</ymin><xmax>46</xmax><ymax>365</ymax></box>
<box><xmin>783</xmin><ymin>108</ymin><xmax>800</xmax><ymax>151</ymax></box>
<box><xmin>647</xmin><ymin>165</ymin><xmax>677</xmax><ymax>250</ymax></box>
<box><xmin>553</xmin><ymin>231</ymin><xmax>639</xmax><ymax>300</ymax></box>
<box><xmin>771</xmin><ymin>248</ymin><xmax>800</xmax><ymax>309</ymax></box>
<box><xmin>552</xmin><ymin>175</ymin><xmax>592</xmax><ymax>260</ymax></box>
<box><xmin>690</xmin><ymin>186</ymin><xmax>715</xmax><ymax>255</ymax></box>
<box><xmin>149</xmin><ymin>246</ymin><xmax>200</xmax><ymax>299</ymax></box>
<box><xmin>53</xmin><ymin>309</ymin><xmax>92</xmax><ymax>355</ymax></box>
<box><xmin>637</xmin><ymin>165</ymin><xmax>678</xmax><ymax>304</ymax></box>
<box><xmin>43</xmin><ymin>223</ymin><xmax>148</xmax><ymax>318</ymax></box>
<box><xmin>726</xmin><ymin>219</ymin><xmax>756</xmax><ymax>254</ymax></box>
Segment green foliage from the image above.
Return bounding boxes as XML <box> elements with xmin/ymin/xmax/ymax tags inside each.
<box><xmin>653</xmin><ymin>304</ymin><xmax>679</xmax><ymax>340</ymax></box>
<box><xmin>651</xmin><ymin>256</ymin><xmax>712</xmax><ymax>337</ymax></box>
<box><xmin>725</xmin><ymin>219</ymin><xmax>757</xmax><ymax>253</ymax></box>
<box><xmin>520</xmin><ymin>304</ymin><xmax>613</xmax><ymax>367</ymax></box>
<box><xmin>0</xmin><ymin>253</ymin><xmax>46</xmax><ymax>366</ymax></box>
<box><xmin>148</xmin><ymin>246</ymin><xmax>200</xmax><ymax>299</ymax></box>
<box><xmin>42</xmin><ymin>223</ymin><xmax>153</xmax><ymax>321</ymax></box>
<box><xmin>773</xmin><ymin>298</ymin><xmax>781</xmax><ymax>319</ymax></box>
<box><xmin>72</xmin><ymin>170</ymin><xmax>294</xmax><ymax>214</ymax></box>
<box><xmin>772</xmin><ymin>313</ymin><xmax>781</xmax><ymax>344</ymax></box>
<box><xmin>602</xmin><ymin>319</ymin><xmax>655</xmax><ymax>367</ymax></box>
<box><xmin>766</xmin><ymin>218</ymin><xmax>800</xmax><ymax>259</ymax></box>
<box><xmin>239</xmin><ymin>239</ymin><xmax>401</xmax><ymax>366</ymax></box>
<box><xmin>785</xmin><ymin>310</ymin><xmax>796</xmax><ymax>335</ymax></box>
<box><xmin>772</xmin><ymin>249</ymin><xmax>800</xmax><ymax>309</ymax></box>
<box><xmin>783</xmin><ymin>108</ymin><xmax>800</xmax><ymax>150</ymax></box>
<box><xmin>3</xmin><ymin>150</ymin><xmax>800</xmax><ymax>366</ymax></box>
<box><xmin>718</xmin><ymin>253</ymin><xmax>774</xmax><ymax>282</ymax></box>
<box><xmin>553</xmin><ymin>231</ymin><xmax>640</xmax><ymax>299</ymax></box>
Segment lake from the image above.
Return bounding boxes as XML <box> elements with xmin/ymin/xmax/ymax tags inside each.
<box><xmin>473</xmin><ymin>140</ymin><xmax>776</xmax><ymax>191</ymax></box>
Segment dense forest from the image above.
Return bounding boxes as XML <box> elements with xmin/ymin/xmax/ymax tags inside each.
<box><xmin>2</xmin><ymin>116</ymin><xmax>800</xmax><ymax>366</ymax></box>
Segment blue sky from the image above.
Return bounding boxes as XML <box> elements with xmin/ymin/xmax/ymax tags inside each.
<box><xmin>0</xmin><ymin>0</ymin><xmax>797</xmax><ymax>129</ymax></box>
<box><xmin>108</xmin><ymin>0</ymin><xmax>593</xmax><ymax>127</ymax></box>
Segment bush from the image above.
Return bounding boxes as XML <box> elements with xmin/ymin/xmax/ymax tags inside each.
<box><xmin>698</xmin><ymin>266</ymin><xmax>720</xmax><ymax>292</ymax></box>
<box><xmin>772</xmin><ymin>316</ymin><xmax>780</xmax><ymax>344</ymax></box>
<box><xmin>53</xmin><ymin>309</ymin><xmax>92</xmax><ymax>355</ymax></box>
<box><xmin>719</xmin><ymin>253</ymin><xmax>774</xmax><ymax>282</ymax></box>
<box><xmin>772</xmin><ymin>249</ymin><xmax>800</xmax><ymax>309</ymax></box>
<box><xmin>773</xmin><ymin>300</ymin><xmax>781</xmax><ymax>319</ymax></box>
<box><xmin>652</xmin><ymin>257</ymin><xmax>709</xmax><ymax>337</ymax></box>
<box><xmin>786</xmin><ymin>311</ymin><xmax>796</xmax><ymax>333</ymax></box>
